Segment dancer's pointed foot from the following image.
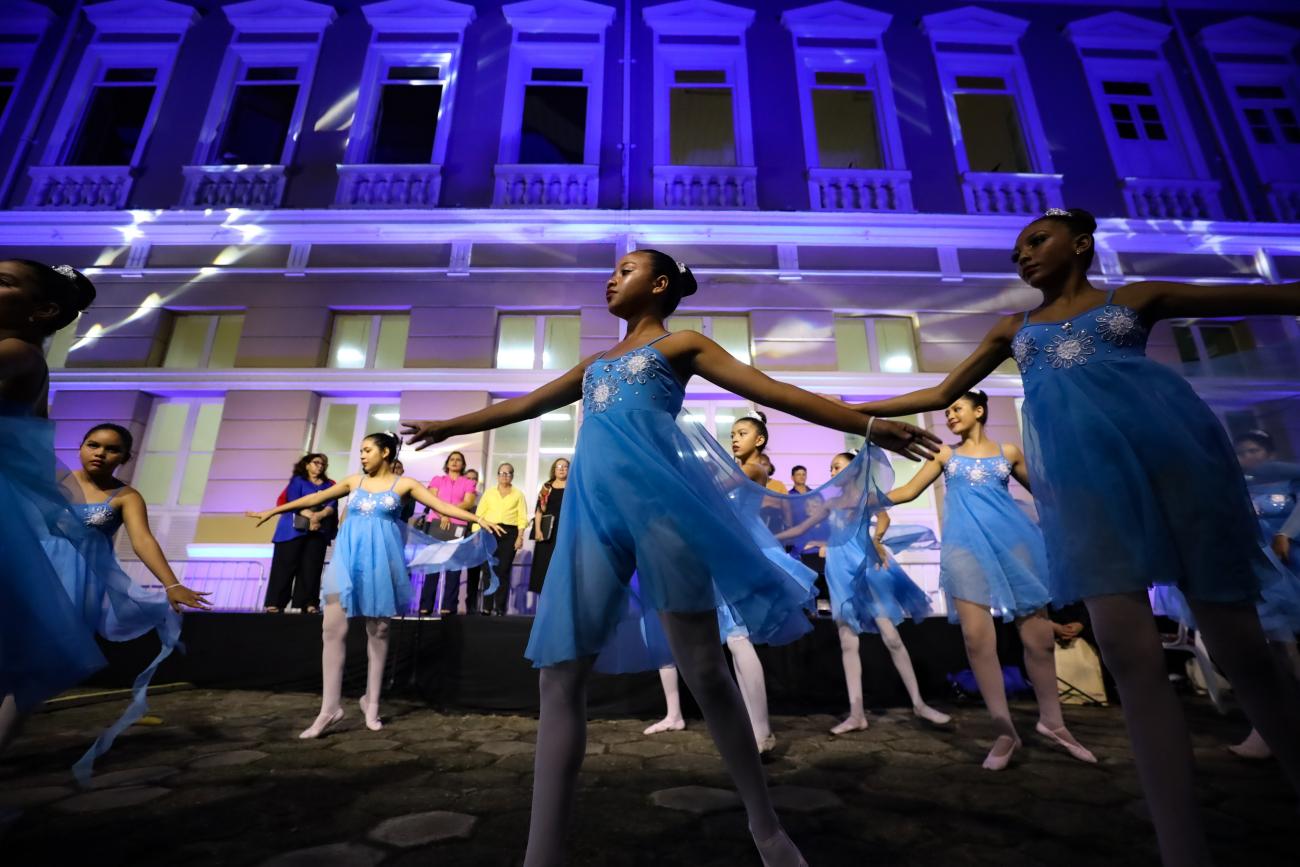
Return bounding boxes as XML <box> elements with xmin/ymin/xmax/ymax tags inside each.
<box><xmin>1035</xmin><ymin>721</ymin><xmax>1096</xmax><ymax>764</ymax></box>
<box><xmin>643</xmin><ymin>716</ymin><xmax>685</xmax><ymax>735</ymax></box>
<box><xmin>752</xmin><ymin>826</ymin><xmax>808</xmax><ymax>867</ymax></box>
<box><xmin>830</xmin><ymin>715</ymin><xmax>868</xmax><ymax>735</ymax></box>
<box><xmin>913</xmin><ymin>704</ymin><xmax>952</xmax><ymax>725</ymax></box>
<box><xmin>299</xmin><ymin>707</ymin><xmax>343</xmax><ymax>740</ymax></box>
<box><xmin>1228</xmin><ymin>729</ymin><xmax>1272</xmax><ymax>760</ymax></box>
<box><xmin>360</xmin><ymin>695</ymin><xmax>383</xmax><ymax>732</ymax></box>
<box><xmin>757</xmin><ymin>733</ymin><xmax>777</xmax><ymax>754</ymax></box>
<box><xmin>982</xmin><ymin>734</ymin><xmax>1021</xmax><ymax>770</ymax></box>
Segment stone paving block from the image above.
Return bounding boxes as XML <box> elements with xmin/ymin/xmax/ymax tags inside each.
<box><xmin>190</xmin><ymin>750</ymin><xmax>269</xmax><ymax>769</ymax></box>
<box><xmin>477</xmin><ymin>741</ymin><xmax>534</xmax><ymax>757</ymax></box>
<box><xmin>259</xmin><ymin>843</ymin><xmax>386</xmax><ymax>867</ymax></box>
<box><xmin>86</xmin><ymin>765</ymin><xmax>180</xmax><ymax>789</ymax></box>
<box><xmin>56</xmin><ymin>785</ymin><xmax>170</xmax><ymax>813</ymax></box>
<box><xmin>333</xmin><ymin>739</ymin><xmax>403</xmax><ymax>754</ymax></box>
<box><xmin>767</xmin><ymin>786</ymin><xmax>844</xmax><ymax>814</ymax></box>
<box><xmin>368</xmin><ymin>810</ymin><xmax>477</xmax><ymax>847</ymax></box>
<box><xmin>0</xmin><ymin>785</ymin><xmax>74</xmax><ymax>809</ymax></box>
<box><xmin>649</xmin><ymin>786</ymin><xmax>741</xmax><ymax>815</ymax></box>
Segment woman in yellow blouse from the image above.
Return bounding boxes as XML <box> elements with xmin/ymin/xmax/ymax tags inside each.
<box><xmin>474</xmin><ymin>462</ymin><xmax>528</xmax><ymax>615</ymax></box>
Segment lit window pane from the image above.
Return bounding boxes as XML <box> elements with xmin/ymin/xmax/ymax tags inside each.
<box><xmin>318</xmin><ymin>404</ymin><xmax>358</xmax><ymax>454</ymax></box>
<box><xmin>131</xmin><ymin>454</ymin><xmax>177</xmax><ymax>505</ymax></box>
<box><xmin>542</xmin><ymin>316</ymin><xmax>580</xmax><ymax>370</ymax></box>
<box><xmin>144</xmin><ymin>403</ymin><xmax>189</xmax><ymax>452</ymax></box>
<box><xmin>209</xmin><ymin>314</ymin><xmax>244</xmax><ymax>367</ymax></box>
<box><xmin>834</xmin><ymin>319</ymin><xmax>871</xmax><ymax>373</ymax></box>
<box><xmin>886</xmin><ymin>415</ymin><xmax>931</xmax><ymax>509</ymax></box>
<box><xmin>537</xmin><ymin>403</ymin><xmax>577</xmax><ymax>489</ymax></box>
<box><xmin>190</xmin><ymin>402</ymin><xmax>224</xmax><ymax>453</ymax></box>
<box><xmin>494</xmin><ymin>417</ymin><xmax>530</xmax><ymax>454</ymax></box>
<box><xmin>497</xmin><ymin>316</ymin><xmax>537</xmax><ymax>369</ymax></box>
<box><xmin>812</xmin><ymin>89</ymin><xmax>882</xmax><ymax>169</ymax></box>
<box><xmin>875</xmin><ymin>319</ymin><xmax>916</xmax><ymax>373</ymax></box>
<box><xmin>712</xmin><ymin>316</ymin><xmax>751</xmax><ymax>363</ymax></box>
<box><xmin>366</xmin><ymin>403</ymin><xmax>401</xmax><ymax>433</ymax></box>
<box><xmin>163</xmin><ymin>315</ymin><xmax>212</xmax><ymax>368</ymax></box>
<box><xmin>954</xmin><ymin>92</ymin><xmax>1030</xmax><ymax>173</ymax></box>
<box><xmin>667</xmin><ymin>316</ymin><xmax>704</xmax><ymax>334</ymax></box>
<box><xmin>178</xmin><ymin>452</ymin><xmax>213</xmax><ymax>505</ymax></box>
<box><xmin>670</xmin><ymin>87</ymin><xmax>736</xmax><ymax>166</ymax></box>
<box><xmin>330</xmin><ymin>314</ymin><xmax>372</xmax><ymax>369</ymax></box>
<box><xmin>374</xmin><ymin>314</ymin><xmax>409</xmax><ymax>369</ymax></box>
<box><xmin>714</xmin><ymin>408</ymin><xmax>739</xmax><ymax>445</ymax></box>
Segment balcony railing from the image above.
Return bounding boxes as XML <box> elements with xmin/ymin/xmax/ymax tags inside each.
<box><xmin>808</xmin><ymin>168</ymin><xmax>914</xmax><ymax>212</ymax></box>
<box><xmin>180</xmin><ymin>165</ymin><xmax>286</xmax><ymax>209</ymax></box>
<box><xmin>960</xmin><ymin>171</ymin><xmax>1064</xmax><ymax>216</ymax></box>
<box><xmin>335</xmin><ymin>164</ymin><xmax>443</xmax><ymax>208</ymax></box>
<box><xmin>1122</xmin><ymin>178</ymin><xmax>1223</xmax><ymax>220</ymax></box>
<box><xmin>25</xmin><ymin>166</ymin><xmax>134</xmax><ymax>209</ymax></box>
<box><xmin>1266</xmin><ymin>182</ymin><xmax>1300</xmax><ymax>223</ymax></box>
<box><xmin>654</xmin><ymin>165</ymin><xmax>757</xmax><ymax>209</ymax></box>
<box><xmin>493</xmin><ymin>164</ymin><xmax>598</xmax><ymax>208</ymax></box>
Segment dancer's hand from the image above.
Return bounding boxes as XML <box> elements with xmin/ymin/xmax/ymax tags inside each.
<box><xmin>246</xmin><ymin>510</ymin><xmax>274</xmax><ymax>526</ymax></box>
<box><xmin>401</xmin><ymin>419</ymin><xmax>448</xmax><ymax>451</ymax></box>
<box><xmin>478</xmin><ymin>518</ymin><xmax>506</xmax><ymax>536</ymax></box>
<box><xmin>166</xmin><ymin>584</ymin><xmax>212</xmax><ymax>612</ymax></box>
<box><xmin>869</xmin><ymin>419</ymin><xmax>941</xmax><ymax>462</ymax></box>
<box><xmin>1274</xmin><ymin>534</ymin><xmax>1292</xmax><ymax>561</ymax></box>
<box><xmin>871</xmin><ymin>538</ymin><xmax>889</xmax><ymax>562</ymax></box>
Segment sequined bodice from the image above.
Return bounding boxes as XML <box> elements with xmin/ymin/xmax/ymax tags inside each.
<box><xmin>582</xmin><ymin>344</ymin><xmax>684</xmax><ymax>416</ymax></box>
<box><xmin>944</xmin><ymin>453</ymin><xmax>1012</xmax><ymax>492</ymax></box>
<box><xmin>1012</xmin><ymin>299</ymin><xmax>1148</xmax><ymax>379</ymax></box>
<box><xmin>349</xmin><ymin>483</ymin><xmax>403</xmax><ymax>521</ymax></box>
<box><xmin>75</xmin><ymin>500</ymin><xmax>123</xmax><ymax>538</ymax></box>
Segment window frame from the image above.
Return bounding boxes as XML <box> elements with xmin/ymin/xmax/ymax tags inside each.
<box><xmin>495</xmin><ymin>312</ymin><xmax>583</xmax><ymax>371</ymax></box>
<box><xmin>0</xmin><ymin>1</ymin><xmax>53</xmax><ymax>136</ymax></box>
<box><xmin>133</xmin><ymin>397</ymin><xmax>224</xmax><ymax>509</ymax></box>
<box><xmin>161</xmin><ymin>311</ymin><xmax>245</xmax><ymax>369</ymax></box>
<box><xmin>832</xmin><ymin>314</ymin><xmax>918</xmax><ymax>374</ymax></box>
<box><xmin>497</xmin><ymin>0</ymin><xmax>614</xmax><ymax>168</ymax></box>
<box><xmin>327</xmin><ymin>311</ymin><xmax>411</xmax><ymax>370</ymax></box>
<box><xmin>485</xmin><ymin>397</ymin><xmax>580</xmax><ymax>521</ymax></box>
<box><xmin>922</xmin><ymin>7</ymin><xmax>1054</xmax><ymax>176</ymax></box>
<box><xmin>643</xmin><ymin>0</ymin><xmax>757</xmax><ymax>169</ymax></box>
<box><xmin>665</xmin><ymin>314</ymin><xmax>752</xmax><ymax>364</ymax></box>
<box><xmin>345</xmin><ymin>0</ymin><xmax>475</xmax><ymax>168</ymax></box>
<box><xmin>38</xmin><ymin>1</ymin><xmax>195</xmax><ymax>169</ymax></box>
<box><xmin>312</xmin><ymin>397</ymin><xmax>403</xmax><ymax>478</ymax></box>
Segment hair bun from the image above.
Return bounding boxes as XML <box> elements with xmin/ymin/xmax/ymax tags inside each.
<box><xmin>678</xmin><ymin>264</ymin><xmax>698</xmax><ymax>298</ymax></box>
<box><xmin>1066</xmin><ymin>208</ymin><xmax>1098</xmax><ymax>233</ymax></box>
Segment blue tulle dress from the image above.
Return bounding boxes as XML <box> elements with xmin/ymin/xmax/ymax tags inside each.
<box><xmin>1154</xmin><ymin>463</ymin><xmax>1300</xmax><ymax>640</ymax></box>
<box><xmin>1014</xmin><ymin>289</ymin><xmax>1268</xmax><ymax>604</ymax></box>
<box><xmin>326</xmin><ymin>478</ymin><xmax>498</xmax><ymax>617</ymax></box>
<box><xmin>933</xmin><ymin>449</ymin><xmax>1051</xmax><ymax>622</ymax></box>
<box><xmin>42</xmin><ymin>485</ymin><xmax>183</xmax><ymax>783</ymax></box>
<box><xmin>0</xmin><ymin>407</ymin><xmax>106</xmax><ymax>714</ymax></box>
<box><xmin>525</xmin><ymin>335</ymin><xmax>889</xmax><ymax>672</ymax></box>
<box><xmin>845</xmin><ymin>521</ymin><xmax>937</xmax><ymax>632</ymax></box>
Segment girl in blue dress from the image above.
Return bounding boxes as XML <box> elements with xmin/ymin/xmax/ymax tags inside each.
<box><xmin>403</xmin><ymin>249</ymin><xmax>938</xmax><ymax>867</ymax></box>
<box><xmin>847</xmin><ymin>208</ymin><xmax>1300</xmax><ymax>865</ymax></box>
<box><xmin>883</xmin><ymin>391</ymin><xmax>1094</xmax><ymax>770</ymax></box>
<box><xmin>780</xmin><ymin>451</ymin><xmax>950</xmax><ymax>735</ymax></box>
<box><xmin>0</xmin><ymin>259</ymin><xmax>108</xmax><ymax>753</ymax></box>
<box><xmin>250</xmin><ymin>432</ymin><xmax>502</xmax><ymax>738</ymax></box>
<box><xmin>45</xmin><ymin>423</ymin><xmax>211</xmax><ymax>782</ymax></box>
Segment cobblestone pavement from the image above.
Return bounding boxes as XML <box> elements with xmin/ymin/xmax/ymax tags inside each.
<box><xmin>0</xmin><ymin>690</ymin><xmax>1290</xmax><ymax>866</ymax></box>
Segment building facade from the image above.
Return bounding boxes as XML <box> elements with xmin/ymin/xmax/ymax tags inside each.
<box><xmin>2</xmin><ymin>0</ymin><xmax>1299</xmax><ymax>610</ymax></box>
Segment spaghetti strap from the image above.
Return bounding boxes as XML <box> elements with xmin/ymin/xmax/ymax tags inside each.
<box><xmin>1105</xmin><ymin>288</ymin><xmax>1117</xmax><ymax>305</ymax></box>
<box><xmin>104</xmin><ymin>486</ymin><xmax>124</xmax><ymax>503</ymax></box>
<box><xmin>1021</xmin><ymin>310</ymin><xmax>1031</xmax><ymax>326</ymax></box>
<box><xmin>996</xmin><ymin>443</ymin><xmax>1006</xmax><ymax>458</ymax></box>
<box><xmin>387</xmin><ymin>475</ymin><xmax>401</xmax><ymax>492</ymax></box>
<box><xmin>648</xmin><ymin>332</ymin><xmax>673</xmax><ymax>346</ymax></box>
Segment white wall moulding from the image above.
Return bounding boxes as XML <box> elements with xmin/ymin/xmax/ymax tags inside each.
<box><xmin>1266</xmin><ymin>182</ymin><xmax>1300</xmax><ymax>222</ymax></box>
<box><xmin>1064</xmin><ymin>11</ymin><xmax>1170</xmax><ymax>51</ymax></box>
<box><xmin>1198</xmin><ymin>16</ymin><xmax>1300</xmax><ymax>56</ymax></box>
<box><xmin>960</xmin><ymin>171</ymin><xmax>1063</xmax><ymax>216</ymax></box>
<box><xmin>334</xmin><ymin>164</ymin><xmax>444</xmax><ymax>207</ymax></box>
<box><xmin>1122</xmin><ymin>177</ymin><xmax>1224</xmax><ymax>220</ymax></box>
<box><xmin>179</xmin><ymin>165</ymin><xmax>287</xmax><ymax>209</ymax></box>
<box><xmin>493</xmin><ymin>164</ymin><xmax>599</xmax><ymax>208</ymax></box>
<box><xmin>222</xmin><ymin>0</ymin><xmax>338</xmax><ymax>34</ymax></box>
<box><xmin>654</xmin><ymin>165</ymin><xmax>757</xmax><ymax>209</ymax></box>
<box><xmin>25</xmin><ymin>166</ymin><xmax>134</xmax><ymax>209</ymax></box>
<box><xmin>808</xmin><ymin>168</ymin><xmax>913</xmax><ymax>213</ymax></box>
<box><xmin>83</xmin><ymin>0</ymin><xmax>199</xmax><ymax>35</ymax></box>
<box><xmin>360</xmin><ymin>0</ymin><xmax>476</xmax><ymax>33</ymax></box>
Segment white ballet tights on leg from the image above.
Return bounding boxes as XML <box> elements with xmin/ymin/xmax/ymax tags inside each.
<box><xmin>301</xmin><ymin>599</ymin><xmax>347</xmax><ymax>739</ymax></box>
<box><xmin>727</xmin><ymin>634</ymin><xmax>774</xmax><ymax>751</ymax></box>
<box><xmin>874</xmin><ymin>617</ymin><xmax>950</xmax><ymax>725</ymax></box>
<box><xmin>831</xmin><ymin>623</ymin><xmax>868</xmax><ymax>734</ymax></box>
<box><xmin>361</xmin><ymin>617</ymin><xmax>390</xmax><ymax>731</ymax></box>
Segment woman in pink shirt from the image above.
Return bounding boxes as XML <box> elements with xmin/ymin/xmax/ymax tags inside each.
<box><xmin>417</xmin><ymin>450</ymin><xmax>480</xmax><ymax>616</ymax></box>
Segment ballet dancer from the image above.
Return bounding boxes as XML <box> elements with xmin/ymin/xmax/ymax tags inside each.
<box><xmin>845</xmin><ymin>207</ymin><xmax>1300</xmax><ymax>865</ymax></box>
<box><xmin>250</xmin><ymin>431</ymin><xmax>502</xmax><ymax>737</ymax></box>
<box><xmin>882</xmin><ymin>391</ymin><xmax>1094</xmax><ymax>769</ymax></box>
<box><xmin>403</xmin><ymin>249</ymin><xmax>938</xmax><ymax>867</ymax></box>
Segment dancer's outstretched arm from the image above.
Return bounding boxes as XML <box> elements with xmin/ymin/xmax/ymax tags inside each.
<box><xmin>397</xmin><ymin>478</ymin><xmax>505</xmax><ymax>535</ymax></box>
<box><xmin>1004</xmin><ymin>442</ymin><xmax>1032</xmax><ymax>492</ymax></box>
<box><xmin>1129</xmin><ymin>279</ymin><xmax>1300</xmax><ymax>320</ymax></box>
<box><xmin>119</xmin><ymin>489</ymin><xmax>212</xmax><ymax>611</ymax></box>
<box><xmin>402</xmin><ymin>357</ymin><xmax>594</xmax><ymax>449</ymax></box>
<box><xmin>248</xmin><ymin>477</ymin><xmax>357</xmax><ymax>525</ymax></box>
<box><xmin>885</xmin><ymin>446</ymin><xmax>949</xmax><ymax>504</ymax></box>
<box><xmin>678</xmin><ymin>331</ymin><xmax>939</xmax><ymax>462</ymax></box>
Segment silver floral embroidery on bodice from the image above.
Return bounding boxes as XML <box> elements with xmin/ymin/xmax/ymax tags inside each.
<box><xmin>1016</xmin><ymin>302</ymin><xmax>1150</xmax><ymax>377</ymax></box>
<box><xmin>1011</xmin><ymin>332</ymin><xmax>1038</xmax><ymax>374</ymax></box>
<box><xmin>1095</xmin><ymin>306</ymin><xmax>1143</xmax><ymax>346</ymax></box>
<box><xmin>944</xmin><ymin>454</ymin><xmax>1012</xmax><ymax>489</ymax></box>
<box><xmin>616</xmin><ymin>350</ymin><xmax>657</xmax><ymax>384</ymax></box>
<box><xmin>352</xmin><ymin>488</ymin><xmax>401</xmax><ymax>519</ymax></box>
<box><xmin>78</xmin><ymin>501</ymin><xmax>123</xmax><ymax>536</ymax></box>
<box><xmin>582</xmin><ymin>344</ymin><xmax>680</xmax><ymax>415</ymax></box>
<box><xmin>1044</xmin><ymin>325</ymin><xmax>1096</xmax><ymax>369</ymax></box>
<box><xmin>583</xmin><ymin>365</ymin><xmax>619</xmax><ymax>413</ymax></box>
